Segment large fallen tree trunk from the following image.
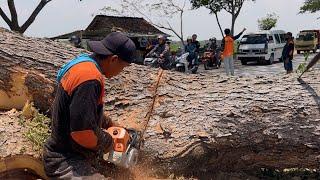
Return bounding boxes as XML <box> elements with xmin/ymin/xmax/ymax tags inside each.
<box><xmin>0</xmin><ymin>28</ymin><xmax>320</xmax><ymax>176</ymax></box>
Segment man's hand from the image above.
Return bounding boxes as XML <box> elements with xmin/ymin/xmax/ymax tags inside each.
<box><xmin>101</xmin><ymin>114</ymin><xmax>120</xmax><ymax>129</ymax></box>
<box><xmin>102</xmin><ymin>129</ymin><xmax>114</xmax><ymax>153</ymax></box>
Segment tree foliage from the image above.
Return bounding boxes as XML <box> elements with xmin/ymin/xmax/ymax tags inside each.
<box><xmin>191</xmin><ymin>0</ymin><xmax>254</xmax><ymax>36</ymax></box>
<box><xmin>0</xmin><ymin>0</ymin><xmax>53</xmax><ymax>33</ymax></box>
<box><xmin>258</xmin><ymin>13</ymin><xmax>278</xmax><ymax>30</ymax></box>
<box><xmin>300</xmin><ymin>0</ymin><xmax>320</xmax><ymax>13</ymax></box>
<box><xmin>191</xmin><ymin>0</ymin><xmax>224</xmax><ymax>37</ymax></box>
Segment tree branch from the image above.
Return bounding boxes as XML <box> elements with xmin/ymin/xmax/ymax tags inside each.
<box><xmin>182</xmin><ymin>0</ymin><xmax>187</xmax><ymax>10</ymax></box>
<box><xmin>214</xmin><ymin>12</ymin><xmax>224</xmax><ymax>38</ymax></box>
<box><xmin>166</xmin><ymin>21</ymin><xmax>184</xmax><ymax>43</ymax></box>
<box><xmin>234</xmin><ymin>0</ymin><xmax>244</xmax><ymax>19</ymax></box>
<box><xmin>0</xmin><ymin>7</ymin><xmax>12</xmax><ymax>27</ymax></box>
<box><xmin>7</xmin><ymin>0</ymin><xmax>18</xmax><ymax>28</ymax></box>
<box><xmin>20</xmin><ymin>0</ymin><xmax>51</xmax><ymax>33</ymax></box>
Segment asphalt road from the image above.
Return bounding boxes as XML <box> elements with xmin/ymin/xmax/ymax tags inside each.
<box><xmin>197</xmin><ymin>53</ymin><xmax>319</xmax><ymax>77</ymax></box>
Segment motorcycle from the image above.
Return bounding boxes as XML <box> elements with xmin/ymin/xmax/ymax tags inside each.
<box><xmin>175</xmin><ymin>52</ymin><xmax>189</xmax><ymax>73</ymax></box>
<box><xmin>201</xmin><ymin>48</ymin><xmax>222</xmax><ymax>70</ymax></box>
<box><xmin>175</xmin><ymin>52</ymin><xmax>198</xmax><ymax>74</ymax></box>
<box><xmin>144</xmin><ymin>53</ymin><xmax>160</xmax><ymax>68</ymax></box>
<box><xmin>144</xmin><ymin>53</ymin><xmax>172</xmax><ymax>70</ymax></box>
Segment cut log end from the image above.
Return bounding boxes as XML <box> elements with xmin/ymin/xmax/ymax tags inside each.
<box><xmin>0</xmin><ymin>155</ymin><xmax>48</xmax><ymax>180</ymax></box>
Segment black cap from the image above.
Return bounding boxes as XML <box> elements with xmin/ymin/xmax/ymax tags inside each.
<box><xmin>87</xmin><ymin>32</ymin><xmax>136</xmax><ymax>63</ymax></box>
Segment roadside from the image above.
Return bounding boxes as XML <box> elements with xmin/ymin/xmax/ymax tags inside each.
<box><xmin>197</xmin><ymin>53</ymin><xmax>319</xmax><ymax>77</ymax></box>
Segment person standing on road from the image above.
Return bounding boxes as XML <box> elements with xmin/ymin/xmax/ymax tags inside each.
<box><xmin>282</xmin><ymin>32</ymin><xmax>294</xmax><ymax>74</ymax></box>
<box><xmin>191</xmin><ymin>34</ymin><xmax>201</xmax><ymax>65</ymax></box>
<box><xmin>221</xmin><ymin>28</ymin><xmax>246</xmax><ymax>76</ymax></box>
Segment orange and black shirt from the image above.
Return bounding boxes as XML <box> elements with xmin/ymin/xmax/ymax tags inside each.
<box><xmin>43</xmin><ymin>54</ymin><xmax>113</xmax><ymax>177</ymax></box>
<box><xmin>221</xmin><ymin>32</ymin><xmax>244</xmax><ymax>57</ymax></box>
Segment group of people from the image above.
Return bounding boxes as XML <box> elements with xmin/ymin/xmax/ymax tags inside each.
<box><xmin>143</xmin><ymin>28</ymin><xmax>247</xmax><ymax>76</ymax></box>
<box><xmin>144</xmin><ymin>27</ymin><xmax>296</xmax><ymax>75</ymax></box>
<box><xmin>185</xmin><ymin>34</ymin><xmax>201</xmax><ymax>69</ymax></box>
<box><xmin>145</xmin><ymin>33</ymin><xmax>201</xmax><ymax>71</ymax></box>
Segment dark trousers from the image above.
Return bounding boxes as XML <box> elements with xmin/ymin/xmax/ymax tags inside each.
<box><xmin>284</xmin><ymin>59</ymin><xmax>293</xmax><ymax>72</ymax></box>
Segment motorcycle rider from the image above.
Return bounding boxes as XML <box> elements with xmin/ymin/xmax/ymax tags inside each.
<box><xmin>191</xmin><ymin>34</ymin><xmax>200</xmax><ymax>65</ymax></box>
<box><xmin>185</xmin><ymin>37</ymin><xmax>197</xmax><ymax>70</ymax></box>
<box><xmin>208</xmin><ymin>38</ymin><xmax>217</xmax><ymax>52</ymax></box>
<box><xmin>146</xmin><ymin>35</ymin><xmax>170</xmax><ymax>62</ymax></box>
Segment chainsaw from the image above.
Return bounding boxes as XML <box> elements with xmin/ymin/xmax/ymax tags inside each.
<box><xmin>103</xmin><ymin>127</ymin><xmax>140</xmax><ymax>169</ymax></box>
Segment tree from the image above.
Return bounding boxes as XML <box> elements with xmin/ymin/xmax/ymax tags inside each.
<box><xmin>300</xmin><ymin>0</ymin><xmax>320</xmax><ymax>13</ymax></box>
<box><xmin>0</xmin><ymin>0</ymin><xmax>53</xmax><ymax>34</ymax></box>
<box><xmin>191</xmin><ymin>0</ymin><xmax>224</xmax><ymax>38</ymax></box>
<box><xmin>101</xmin><ymin>0</ymin><xmax>188</xmax><ymax>46</ymax></box>
<box><xmin>258</xmin><ymin>13</ymin><xmax>278</xmax><ymax>30</ymax></box>
<box><xmin>191</xmin><ymin>0</ymin><xmax>254</xmax><ymax>36</ymax></box>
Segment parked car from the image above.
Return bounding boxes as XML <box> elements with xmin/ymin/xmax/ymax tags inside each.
<box><xmin>237</xmin><ymin>30</ymin><xmax>286</xmax><ymax>65</ymax></box>
<box><xmin>295</xmin><ymin>30</ymin><xmax>320</xmax><ymax>54</ymax></box>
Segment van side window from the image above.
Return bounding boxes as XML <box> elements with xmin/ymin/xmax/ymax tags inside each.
<box><xmin>279</xmin><ymin>34</ymin><xmax>286</xmax><ymax>43</ymax></box>
<box><xmin>274</xmin><ymin>34</ymin><xmax>281</xmax><ymax>44</ymax></box>
<box><xmin>268</xmin><ymin>36</ymin><xmax>274</xmax><ymax>43</ymax></box>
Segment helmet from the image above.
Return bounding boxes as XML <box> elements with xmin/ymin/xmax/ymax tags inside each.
<box><xmin>69</xmin><ymin>35</ymin><xmax>81</xmax><ymax>47</ymax></box>
<box><xmin>70</xmin><ymin>35</ymin><xmax>80</xmax><ymax>43</ymax></box>
<box><xmin>187</xmin><ymin>36</ymin><xmax>192</xmax><ymax>40</ymax></box>
<box><xmin>158</xmin><ymin>35</ymin><xmax>166</xmax><ymax>40</ymax></box>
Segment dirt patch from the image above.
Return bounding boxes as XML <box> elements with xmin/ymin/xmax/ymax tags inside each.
<box><xmin>0</xmin><ymin>109</ymin><xmax>38</xmax><ymax>158</ymax></box>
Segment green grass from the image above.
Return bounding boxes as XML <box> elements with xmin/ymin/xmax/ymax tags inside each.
<box><xmin>296</xmin><ymin>52</ymin><xmax>310</xmax><ymax>74</ymax></box>
<box><xmin>20</xmin><ymin>108</ymin><xmax>51</xmax><ymax>152</ymax></box>
<box><xmin>170</xmin><ymin>43</ymin><xmax>181</xmax><ymax>52</ymax></box>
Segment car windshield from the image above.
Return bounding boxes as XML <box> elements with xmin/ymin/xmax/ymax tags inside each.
<box><xmin>297</xmin><ymin>33</ymin><xmax>315</xmax><ymax>41</ymax></box>
<box><xmin>240</xmin><ymin>34</ymin><xmax>267</xmax><ymax>44</ymax></box>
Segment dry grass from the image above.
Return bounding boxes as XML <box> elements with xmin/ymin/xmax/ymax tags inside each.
<box><xmin>20</xmin><ymin>101</ymin><xmax>51</xmax><ymax>152</ymax></box>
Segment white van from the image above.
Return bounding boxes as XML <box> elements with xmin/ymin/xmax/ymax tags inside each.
<box><xmin>237</xmin><ymin>30</ymin><xmax>286</xmax><ymax>65</ymax></box>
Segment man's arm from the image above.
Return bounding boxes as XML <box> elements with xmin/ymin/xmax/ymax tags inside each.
<box><xmin>221</xmin><ymin>38</ymin><xmax>225</xmax><ymax>52</ymax></box>
<box><xmin>147</xmin><ymin>45</ymin><xmax>158</xmax><ymax>57</ymax></box>
<box><xmin>69</xmin><ymin>80</ymin><xmax>113</xmax><ymax>156</ymax></box>
<box><xmin>233</xmin><ymin>28</ymin><xmax>246</xmax><ymax>40</ymax></box>
<box><xmin>161</xmin><ymin>44</ymin><xmax>170</xmax><ymax>56</ymax></box>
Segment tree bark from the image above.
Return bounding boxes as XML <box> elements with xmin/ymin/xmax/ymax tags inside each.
<box><xmin>0</xmin><ymin>28</ymin><xmax>320</xmax><ymax>176</ymax></box>
<box><xmin>231</xmin><ymin>14</ymin><xmax>236</xmax><ymax>36</ymax></box>
<box><xmin>7</xmin><ymin>0</ymin><xmax>19</xmax><ymax>31</ymax></box>
<box><xmin>214</xmin><ymin>12</ymin><xmax>224</xmax><ymax>38</ymax></box>
<box><xmin>179</xmin><ymin>10</ymin><xmax>185</xmax><ymax>48</ymax></box>
<box><xmin>0</xmin><ymin>7</ymin><xmax>12</xmax><ymax>28</ymax></box>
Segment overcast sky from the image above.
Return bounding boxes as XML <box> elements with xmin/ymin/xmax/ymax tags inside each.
<box><xmin>0</xmin><ymin>0</ymin><xmax>319</xmax><ymax>40</ymax></box>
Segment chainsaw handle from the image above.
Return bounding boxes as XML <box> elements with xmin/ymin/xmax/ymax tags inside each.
<box><xmin>126</xmin><ymin>128</ymin><xmax>140</xmax><ymax>148</ymax></box>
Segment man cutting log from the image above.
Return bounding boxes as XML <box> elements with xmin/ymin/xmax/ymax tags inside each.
<box><xmin>43</xmin><ymin>32</ymin><xmax>136</xmax><ymax>179</ymax></box>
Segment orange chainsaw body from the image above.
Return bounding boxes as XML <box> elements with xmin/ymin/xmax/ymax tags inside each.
<box><xmin>106</xmin><ymin>127</ymin><xmax>130</xmax><ymax>152</ymax></box>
